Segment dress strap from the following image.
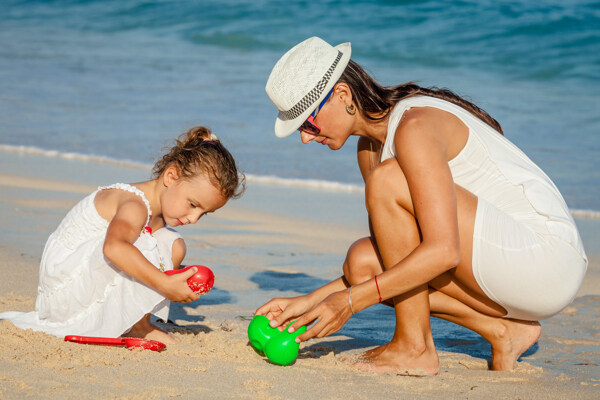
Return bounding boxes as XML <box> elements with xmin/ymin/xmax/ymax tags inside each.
<box><xmin>98</xmin><ymin>183</ymin><xmax>152</xmax><ymax>227</ymax></box>
<box><xmin>381</xmin><ymin>95</ymin><xmax>473</xmax><ymax>163</ymax></box>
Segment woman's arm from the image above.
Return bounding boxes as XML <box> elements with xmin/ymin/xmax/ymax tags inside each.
<box><xmin>357</xmin><ymin>136</ymin><xmax>383</xmax><ymax>236</ymax></box>
<box><xmin>102</xmin><ymin>198</ymin><xmax>198</xmax><ymax>303</ymax></box>
<box><xmin>290</xmin><ymin>108</ymin><xmax>465</xmax><ymax>340</ymax></box>
<box><xmin>256</xmin><ymin>139</ymin><xmax>380</xmax><ymax>326</ymax></box>
<box><xmin>255</xmin><ymin>276</ymin><xmax>349</xmax><ymax>327</ymax></box>
<box><xmin>352</xmin><ymin>108</ymin><xmax>462</xmax><ymax>309</ymax></box>
<box><xmin>357</xmin><ymin>136</ymin><xmax>381</xmax><ymax>183</ymax></box>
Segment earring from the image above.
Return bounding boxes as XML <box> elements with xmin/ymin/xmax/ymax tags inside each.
<box><xmin>346</xmin><ymin>104</ymin><xmax>356</xmax><ymax>115</ymax></box>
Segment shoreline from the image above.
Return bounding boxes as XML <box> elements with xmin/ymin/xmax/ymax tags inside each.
<box><xmin>2</xmin><ymin>144</ymin><xmax>599</xmax><ymax>219</ymax></box>
<box><xmin>0</xmin><ymin>151</ymin><xmax>599</xmax><ymax>399</ymax></box>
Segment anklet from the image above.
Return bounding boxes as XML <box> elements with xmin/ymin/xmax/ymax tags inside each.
<box><xmin>348</xmin><ymin>286</ymin><xmax>355</xmax><ymax>315</ymax></box>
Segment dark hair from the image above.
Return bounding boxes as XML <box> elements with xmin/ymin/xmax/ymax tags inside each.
<box><xmin>153</xmin><ymin>126</ymin><xmax>245</xmax><ymax>199</ymax></box>
<box><xmin>338</xmin><ymin>60</ymin><xmax>503</xmax><ymax>135</ymax></box>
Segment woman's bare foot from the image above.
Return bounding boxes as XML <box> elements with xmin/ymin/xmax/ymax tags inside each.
<box><xmin>355</xmin><ymin>343</ymin><xmax>386</xmax><ymax>361</ymax></box>
<box><xmin>352</xmin><ymin>341</ymin><xmax>439</xmax><ymax>375</ymax></box>
<box><xmin>127</xmin><ymin>314</ymin><xmax>178</xmax><ymax>344</ymax></box>
<box><xmin>489</xmin><ymin>319</ymin><xmax>541</xmax><ymax>370</ymax></box>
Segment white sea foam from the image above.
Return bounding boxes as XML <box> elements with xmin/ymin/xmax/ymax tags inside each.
<box><xmin>570</xmin><ymin>209</ymin><xmax>600</xmax><ymax>219</ymax></box>
<box><xmin>0</xmin><ymin>144</ymin><xmax>364</xmax><ymax>194</ymax></box>
<box><xmin>2</xmin><ymin>144</ymin><xmax>597</xmax><ymax>217</ymax></box>
<box><xmin>244</xmin><ymin>174</ymin><xmax>364</xmax><ymax>193</ymax></box>
<box><xmin>0</xmin><ymin>144</ymin><xmax>151</xmax><ymax>171</ymax></box>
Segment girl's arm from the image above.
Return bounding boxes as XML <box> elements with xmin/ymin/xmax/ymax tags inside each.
<box><xmin>102</xmin><ymin>198</ymin><xmax>198</xmax><ymax>303</ymax></box>
<box><xmin>171</xmin><ymin>238</ymin><xmax>186</xmax><ymax>269</ymax></box>
<box><xmin>289</xmin><ymin>107</ymin><xmax>465</xmax><ymax>341</ymax></box>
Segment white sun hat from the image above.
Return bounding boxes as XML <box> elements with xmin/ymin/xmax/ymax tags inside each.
<box><xmin>265</xmin><ymin>37</ymin><xmax>351</xmax><ymax>138</ymax></box>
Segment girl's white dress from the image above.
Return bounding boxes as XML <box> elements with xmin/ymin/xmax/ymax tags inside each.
<box><xmin>0</xmin><ymin>183</ymin><xmax>181</xmax><ymax>337</ymax></box>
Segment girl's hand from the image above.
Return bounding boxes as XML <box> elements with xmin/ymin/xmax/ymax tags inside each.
<box><xmin>255</xmin><ymin>294</ymin><xmax>317</xmax><ymax>329</ymax></box>
<box><xmin>286</xmin><ymin>290</ymin><xmax>353</xmax><ymax>342</ymax></box>
<box><xmin>160</xmin><ymin>267</ymin><xmax>201</xmax><ymax>303</ymax></box>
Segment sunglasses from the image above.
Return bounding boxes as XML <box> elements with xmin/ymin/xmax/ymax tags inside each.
<box><xmin>298</xmin><ymin>89</ymin><xmax>334</xmax><ymax>136</ymax></box>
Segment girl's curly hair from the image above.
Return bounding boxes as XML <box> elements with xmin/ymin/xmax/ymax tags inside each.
<box><xmin>153</xmin><ymin>126</ymin><xmax>245</xmax><ymax>199</ymax></box>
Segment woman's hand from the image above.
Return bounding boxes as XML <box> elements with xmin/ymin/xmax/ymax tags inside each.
<box><xmin>160</xmin><ymin>267</ymin><xmax>201</xmax><ymax>303</ymax></box>
<box><xmin>286</xmin><ymin>290</ymin><xmax>353</xmax><ymax>342</ymax></box>
<box><xmin>255</xmin><ymin>294</ymin><xmax>318</xmax><ymax>329</ymax></box>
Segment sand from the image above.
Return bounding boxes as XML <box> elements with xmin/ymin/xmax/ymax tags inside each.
<box><xmin>0</xmin><ymin>151</ymin><xmax>598</xmax><ymax>399</ymax></box>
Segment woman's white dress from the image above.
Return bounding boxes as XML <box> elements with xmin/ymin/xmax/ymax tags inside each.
<box><xmin>0</xmin><ymin>183</ymin><xmax>181</xmax><ymax>337</ymax></box>
<box><xmin>380</xmin><ymin>96</ymin><xmax>587</xmax><ymax>320</ymax></box>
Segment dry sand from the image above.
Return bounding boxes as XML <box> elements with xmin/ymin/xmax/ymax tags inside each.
<box><xmin>0</xmin><ymin>153</ymin><xmax>598</xmax><ymax>399</ymax></box>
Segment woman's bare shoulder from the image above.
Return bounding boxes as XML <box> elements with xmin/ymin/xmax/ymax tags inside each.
<box><xmin>395</xmin><ymin>106</ymin><xmax>468</xmax><ymax>159</ymax></box>
<box><xmin>397</xmin><ymin>106</ymin><xmax>457</xmax><ymax>130</ymax></box>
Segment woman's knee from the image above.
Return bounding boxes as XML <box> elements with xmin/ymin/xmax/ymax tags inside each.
<box><xmin>343</xmin><ymin>237</ymin><xmax>382</xmax><ymax>285</ymax></box>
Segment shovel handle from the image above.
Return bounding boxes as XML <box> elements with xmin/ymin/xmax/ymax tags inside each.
<box><xmin>64</xmin><ymin>335</ymin><xmax>126</xmax><ymax>346</ymax></box>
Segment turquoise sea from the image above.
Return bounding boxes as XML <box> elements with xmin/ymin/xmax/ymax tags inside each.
<box><xmin>1</xmin><ymin>0</ymin><xmax>599</xmax><ymax>213</ymax></box>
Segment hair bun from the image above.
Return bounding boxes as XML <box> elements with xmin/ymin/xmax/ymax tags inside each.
<box><xmin>180</xmin><ymin>126</ymin><xmax>219</xmax><ymax>147</ymax></box>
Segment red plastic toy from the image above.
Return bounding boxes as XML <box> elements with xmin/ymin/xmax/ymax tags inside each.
<box><xmin>64</xmin><ymin>335</ymin><xmax>166</xmax><ymax>352</ymax></box>
<box><xmin>165</xmin><ymin>265</ymin><xmax>215</xmax><ymax>294</ymax></box>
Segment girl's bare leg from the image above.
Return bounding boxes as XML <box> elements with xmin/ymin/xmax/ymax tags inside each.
<box><xmin>127</xmin><ymin>313</ymin><xmax>178</xmax><ymax>344</ymax></box>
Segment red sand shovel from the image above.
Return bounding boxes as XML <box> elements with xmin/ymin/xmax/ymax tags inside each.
<box><xmin>64</xmin><ymin>335</ymin><xmax>166</xmax><ymax>352</ymax></box>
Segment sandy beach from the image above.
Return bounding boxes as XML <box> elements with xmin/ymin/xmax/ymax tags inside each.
<box><xmin>0</xmin><ymin>150</ymin><xmax>599</xmax><ymax>400</ymax></box>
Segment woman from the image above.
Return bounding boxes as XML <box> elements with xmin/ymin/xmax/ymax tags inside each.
<box><xmin>257</xmin><ymin>37</ymin><xmax>587</xmax><ymax>375</ymax></box>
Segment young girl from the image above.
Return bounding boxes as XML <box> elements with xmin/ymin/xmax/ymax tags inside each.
<box><xmin>257</xmin><ymin>37</ymin><xmax>587</xmax><ymax>374</ymax></box>
<box><xmin>0</xmin><ymin>126</ymin><xmax>245</xmax><ymax>344</ymax></box>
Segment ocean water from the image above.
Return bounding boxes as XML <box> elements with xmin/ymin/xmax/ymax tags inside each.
<box><xmin>0</xmin><ymin>0</ymin><xmax>599</xmax><ymax>213</ymax></box>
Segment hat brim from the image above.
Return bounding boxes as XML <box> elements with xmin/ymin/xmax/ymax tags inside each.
<box><xmin>274</xmin><ymin>42</ymin><xmax>352</xmax><ymax>138</ymax></box>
